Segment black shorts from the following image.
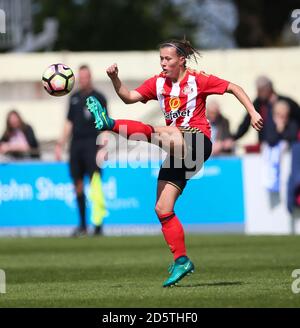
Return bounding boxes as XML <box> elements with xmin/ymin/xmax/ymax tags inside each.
<box><xmin>70</xmin><ymin>138</ymin><xmax>99</xmax><ymax>181</ymax></box>
<box><xmin>158</xmin><ymin>127</ymin><xmax>212</xmax><ymax>193</ymax></box>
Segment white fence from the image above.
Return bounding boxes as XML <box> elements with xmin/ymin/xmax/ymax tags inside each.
<box><xmin>0</xmin><ymin>47</ymin><xmax>300</xmax><ymax>146</ymax></box>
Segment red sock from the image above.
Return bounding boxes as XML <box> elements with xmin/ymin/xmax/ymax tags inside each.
<box><xmin>112</xmin><ymin>119</ymin><xmax>154</xmax><ymax>141</ymax></box>
<box><xmin>159</xmin><ymin>212</ymin><xmax>187</xmax><ymax>261</ymax></box>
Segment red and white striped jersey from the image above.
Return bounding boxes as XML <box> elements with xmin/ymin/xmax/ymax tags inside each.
<box><xmin>135</xmin><ymin>68</ymin><xmax>229</xmax><ymax>139</ymax></box>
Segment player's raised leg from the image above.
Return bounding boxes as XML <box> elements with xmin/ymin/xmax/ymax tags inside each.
<box><xmin>155</xmin><ymin>181</ymin><xmax>194</xmax><ymax>287</ymax></box>
<box><xmin>86</xmin><ymin>96</ymin><xmax>186</xmax><ymax>158</ymax></box>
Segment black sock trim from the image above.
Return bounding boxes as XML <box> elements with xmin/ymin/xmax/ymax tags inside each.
<box><xmin>159</xmin><ymin>212</ymin><xmax>175</xmax><ymax>223</ymax></box>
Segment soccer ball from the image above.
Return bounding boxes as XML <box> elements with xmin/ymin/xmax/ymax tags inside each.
<box><xmin>42</xmin><ymin>63</ymin><xmax>75</xmax><ymax>96</ymax></box>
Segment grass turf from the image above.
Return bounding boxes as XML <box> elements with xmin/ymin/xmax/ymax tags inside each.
<box><xmin>0</xmin><ymin>234</ymin><xmax>299</xmax><ymax>308</ymax></box>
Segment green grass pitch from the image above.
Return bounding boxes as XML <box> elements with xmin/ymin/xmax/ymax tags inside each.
<box><xmin>0</xmin><ymin>234</ymin><xmax>299</xmax><ymax>307</ymax></box>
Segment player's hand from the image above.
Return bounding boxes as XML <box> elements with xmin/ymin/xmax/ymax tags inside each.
<box><xmin>250</xmin><ymin>112</ymin><xmax>263</xmax><ymax>131</ymax></box>
<box><xmin>106</xmin><ymin>64</ymin><xmax>119</xmax><ymax>80</ymax></box>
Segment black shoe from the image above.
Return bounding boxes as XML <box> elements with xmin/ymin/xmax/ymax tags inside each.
<box><xmin>71</xmin><ymin>227</ymin><xmax>87</xmax><ymax>238</ymax></box>
<box><xmin>93</xmin><ymin>225</ymin><xmax>103</xmax><ymax>236</ymax></box>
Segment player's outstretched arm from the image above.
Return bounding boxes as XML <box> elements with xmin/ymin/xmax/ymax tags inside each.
<box><xmin>226</xmin><ymin>82</ymin><xmax>263</xmax><ymax>131</ymax></box>
<box><xmin>106</xmin><ymin>63</ymin><xmax>143</xmax><ymax>104</ymax></box>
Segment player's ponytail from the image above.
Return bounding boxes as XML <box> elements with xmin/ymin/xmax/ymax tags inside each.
<box><xmin>159</xmin><ymin>37</ymin><xmax>201</xmax><ymax>66</ymax></box>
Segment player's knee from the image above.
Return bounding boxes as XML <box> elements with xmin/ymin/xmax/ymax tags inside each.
<box><xmin>155</xmin><ymin>202</ymin><xmax>172</xmax><ymax>218</ymax></box>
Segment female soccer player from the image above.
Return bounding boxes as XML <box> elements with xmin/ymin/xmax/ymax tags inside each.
<box><xmin>86</xmin><ymin>39</ymin><xmax>263</xmax><ymax>287</ymax></box>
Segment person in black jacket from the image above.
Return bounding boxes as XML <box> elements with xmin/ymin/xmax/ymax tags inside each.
<box><xmin>55</xmin><ymin>65</ymin><xmax>107</xmax><ymax>237</ymax></box>
<box><xmin>0</xmin><ymin>110</ymin><xmax>40</xmax><ymax>159</ymax></box>
<box><xmin>233</xmin><ymin>76</ymin><xmax>300</xmax><ymax>143</ymax></box>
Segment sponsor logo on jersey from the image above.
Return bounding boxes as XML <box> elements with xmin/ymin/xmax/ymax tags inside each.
<box><xmin>165</xmin><ymin>109</ymin><xmax>191</xmax><ymax>121</ymax></box>
<box><xmin>169</xmin><ymin>97</ymin><xmax>181</xmax><ymax>110</ymax></box>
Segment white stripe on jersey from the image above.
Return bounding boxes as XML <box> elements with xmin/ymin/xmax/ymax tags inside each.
<box><xmin>156</xmin><ymin>77</ymin><xmax>166</xmax><ymax>113</ymax></box>
<box><xmin>182</xmin><ymin>75</ymin><xmax>197</xmax><ymax>127</ymax></box>
<box><xmin>169</xmin><ymin>82</ymin><xmax>181</xmax><ymax>126</ymax></box>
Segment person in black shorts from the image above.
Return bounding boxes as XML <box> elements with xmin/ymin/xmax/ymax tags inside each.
<box><xmin>55</xmin><ymin>65</ymin><xmax>107</xmax><ymax>237</ymax></box>
<box><xmin>158</xmin><ymin>127</ymin><xmax>212</xmax><ymax>192</ymax></box>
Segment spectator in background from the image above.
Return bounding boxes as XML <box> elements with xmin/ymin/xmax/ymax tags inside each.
<box><xmin>261</xmin><ymin>100</ymin><xmax>298</xmax><ymax>193</ymax></box>
<box><xmin>0</xmin><ymin>110</ymin><xmax>40</xmax><ymax>159</ymax></box>
<box><xmin>206</xmin><ymin>101</ymin><xmax>234</xmax><ymax>155</ymax></box>
<box><xmin>55</xmin><ymin>65</ymin><xmax>107</xmax><ymax>237</ymax></box>
<box><xmin>265</xmin><ymin>100</ymin><xmax>299</xmax><ymax>147</ymax></box>
<box><xmin>233</xmin><ymin>76</ymin><xmax>300</xmax><ymax>149</ymax></box>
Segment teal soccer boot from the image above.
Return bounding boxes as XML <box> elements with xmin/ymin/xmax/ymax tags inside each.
<box><xmin>86</xmin><ymin>96</ymin><xmax>114</xmax><ymax>130</ymax></box>
<box><xmin>163</xmin><ymin>257</ymin><xmax>195</xmax><ymax>287</ymax></box>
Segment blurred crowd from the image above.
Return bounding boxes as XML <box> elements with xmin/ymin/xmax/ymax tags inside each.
<box><xmin>1</xmin><ymin>74</ymin><xmax>300</xmax><ymax>160</ymax></box>
<box><xmin>1</xmin><ymin>72</ymin><xmax>300</xmax><ymax>223</ymax></box>
<box><xmin>207</xmin><ymin>75</ymin><xmax>300</xmax><ymax>156</ymax></box>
